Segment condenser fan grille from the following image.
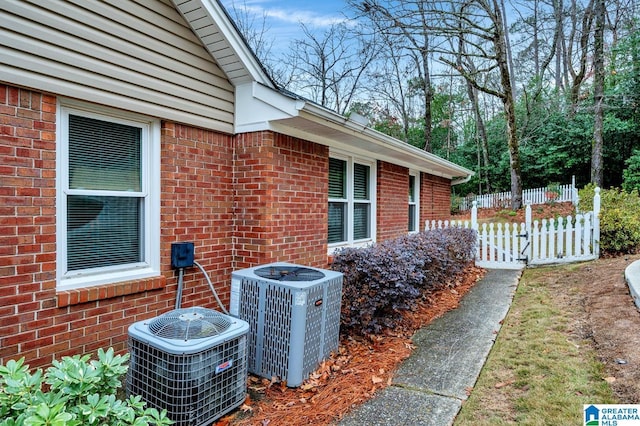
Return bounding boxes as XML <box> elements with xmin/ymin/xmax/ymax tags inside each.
<box><xmin>254</xmin><ymin>266</ymin><xmax>325</xmax><ymax>282</ymax></box>
<box><xmin>148</xmin><ymin>307</ymin><xmax>232</xmax><ymax>340</ymax></box>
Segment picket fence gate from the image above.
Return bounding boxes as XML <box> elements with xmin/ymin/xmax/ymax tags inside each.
<box><xmin>426</xmin><ymin>188</ymin><xmax>601</xmax><ymax>270</ymax></box>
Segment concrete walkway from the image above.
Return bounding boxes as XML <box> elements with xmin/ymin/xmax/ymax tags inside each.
<box><xmin>338</xmin><ymin>269</ymin><xmax>521</xmax><ymax>426</ymax></box>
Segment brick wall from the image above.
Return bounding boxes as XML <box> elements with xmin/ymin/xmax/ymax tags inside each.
<box><xmin>0</xmin><ymin>85</ymin><xmax>59</xmax><ymax>368</ymax></box>
<box><xmin>377</xmin><ymin>161</ymin><xmax>410</xmax><ymax>242</ymax></box>
<box><xmin>0</xmin><ymin>83</ymin><xmax>455</xmax><ymax>369</ymax></box>
<box><xmin>234</xmin><ymin>131</ymin><xmax>329</xmax><ymax>269</ymax></box>
<box><xmin>0</xmin><ymin>84</ymin><xmax>237</xmax><ymax>368</ymax></box>
<box><xmin>160</xmin><ymin>122</ymin><xmax>236</xmax><ymax>308</ymax></box>
<box><xmin>420</xmin><ymin>173</ymin><xmax>452</xmax><ymax>225</ymax></box>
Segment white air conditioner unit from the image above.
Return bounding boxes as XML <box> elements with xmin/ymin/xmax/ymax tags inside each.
<box><xmin>126</xmin><ymin>307</ymin><xmax>249</xmax><ymax>426</ymax></box>
<box><xmin>230</xmin><ymin>262</ymin><xmax>343</xmax><ymax>387</ymax></box>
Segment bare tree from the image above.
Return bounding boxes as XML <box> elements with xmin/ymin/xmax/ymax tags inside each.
<box><xmin>282</xmin><ymin>22</ymin><xmax>379</xmax><ymax>115</ymax></box>
<box><xmin>566</xmin><ymin>0</ymin><xmax>595</xmax><ymax>115</ymax></box>
<box><xmin>367</xmin><ymin>32</ymin><xmax>419</xmax><ymax>144</ymax></box>
<box><xmin>223</xmin><ymin>1</ymin><xmax>276</xmax><ymax>72</ymax></box>
<box><xmin>351</xmin><ymin>0</ymin><xmax>437</xmax><ymax>152</ymax></box>
<box><xmin>509</xmin><ymin>0</ymin><xmax>562</xmax><ymax>138</ymax></box>
<box><xmin>450</xmin><ymin>18</ymin><xmax>492</xmax><ymax>192</ymax></box>
<box><xmin>591</xmin><ymin>0</ymin><xmax>605</xmax><ymax>186</ymax></box>
<box><xmin>438</xmin><ymin>0</ymin><xmax>523</xmax><ymax>209</ymax></box>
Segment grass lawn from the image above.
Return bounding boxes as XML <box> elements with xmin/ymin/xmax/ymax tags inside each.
<box><xmin>454</xmin><ymin>265</ymin><xmax>616</xmax><ymax>425</ymax></box>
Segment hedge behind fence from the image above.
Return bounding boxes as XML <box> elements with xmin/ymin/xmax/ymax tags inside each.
<box><xmin>331</xmin><ymin>228</ymin><xmax>477</xmax><ymax>335</ymax></box>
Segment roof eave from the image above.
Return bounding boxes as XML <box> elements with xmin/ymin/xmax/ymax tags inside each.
<box><xmin>235</xmin><ymin>82</ymin><xmax>474</xmax><ymax>181</ymax></box>
<box><xmin>171</xmin><ymin>0</ymin><xmax>274</xmax><ymax>87</ymax></box>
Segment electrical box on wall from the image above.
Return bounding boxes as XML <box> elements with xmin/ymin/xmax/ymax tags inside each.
<box><xmin>171</xmin><ymin>242</ymin><xmax>194</xmax><ymax>269</ymax></box>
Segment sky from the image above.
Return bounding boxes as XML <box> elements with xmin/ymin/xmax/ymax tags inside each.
<box><xmin>220</xmin><ymin>0</ymin><xmax>352</xmax><ymax>52</ymax></box>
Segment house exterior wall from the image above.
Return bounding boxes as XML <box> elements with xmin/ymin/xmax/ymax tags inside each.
<box><xmin>234</xmin><ymin>131</ymin><xmax>329</xmax><ymax>269</ymax></box>
<box><xmin>0</xmin><ymin>82</ymin><xmax>455</xmax><ymax>368</ymax></box>
<box><xmin>420</xmin><ymin>174</ymin><xmax>452</xmax><ymax>226</ymax></box>
<box><xmin>377</xmin><ymin>161</ymin><xmax>410</xmax><ymax>242</ymax></box>
<box><xmin>0</xmin><ymin>0</ymin><xmax>234</xmax><ymax>132</ymax></box>
<box><xmin>0</xmin><ymin>84</ymin><xmax>236</xmax><ymax>368</ymax></box>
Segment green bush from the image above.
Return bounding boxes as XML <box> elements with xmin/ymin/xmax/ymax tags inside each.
<box><xmin>0</xmin><ymin>348</ymin><xmax>173</xmax><ymax>426</ymax></box>
<box><xmin>622</xmin><ymin>149</ymin><xmax>640</xmax><ymax>193</ymax></box>
<box><xmin>579</xmin><ymin>184</ymin><xmax>640</xmax><ymax>255</ymax></box>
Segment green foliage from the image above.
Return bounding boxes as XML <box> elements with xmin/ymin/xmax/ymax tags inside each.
<box><xmin>0</xmin><ymin>348</ymin><xmax>173</xmax><ymax>426</ymax></box>
<box><xmin>579</xmin><ymin>184</ymin><xmax>640</xmax><ymax>255</ymax></box>
<box><xmin>622</xmin><ymin>149</ymin><xmax>640</xmax><ymax>192</ymax></box>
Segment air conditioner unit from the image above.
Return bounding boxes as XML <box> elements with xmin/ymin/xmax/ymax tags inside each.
<box><xmin>230</xmin><ymin>262</ymin><xmax>343</xmax><ymax>387</ymax></box>
<box><xmin>126</xmin><ymin>307</ymin><xmax>249</xmax><ymax>426</ymax></box>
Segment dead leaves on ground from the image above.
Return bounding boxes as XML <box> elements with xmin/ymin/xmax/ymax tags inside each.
<box><xmin>221</xmin><ymin>266</ymin><xmax>485</xmax><ymax>426</ymax></box>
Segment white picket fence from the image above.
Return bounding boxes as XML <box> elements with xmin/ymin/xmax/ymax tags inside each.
<box><xmin>456</xmin><ymin>179</ymin><xmax>578</xmax><ymax>211</ymax></box>
<box><xmin>427</xmin><ymin>187</ymin><xmax>601</xmax><ymax>269</ymax></box>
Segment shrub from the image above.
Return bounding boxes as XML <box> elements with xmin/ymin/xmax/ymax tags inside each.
<box><xmin>579</xmin><ymin>184</ymin><xmax>640</xmax><ymax>255</ymax></box>
<box><xmin>331</xmin><ymin>228</ymin><xmax>476</xmax><ymax>335</ymax></box>
<box><xmin>0</xmin><ymin>348</ymin><xmax>173</xmax><ymax>426</ymax></box>
<box><xmin>622</xmin><ymin>149</ymin><xmax>640</xmax><ymax>193</ymax></box>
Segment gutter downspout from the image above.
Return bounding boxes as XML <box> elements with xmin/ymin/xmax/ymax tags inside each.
<box><xmin>452</xmin><ymin>174</ymin><xmax>473</xmax><ymax>186</ymax></box>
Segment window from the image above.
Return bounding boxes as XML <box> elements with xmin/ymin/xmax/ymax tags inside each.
<box><xmin>408</xmin><ymin>172</ymin><xmax>420</xmax><ymax>232</ymax></box>
<box><xmin>57</xmin><ymin>100</ymin><xmax>160</xmax><ymax>290</ymax></box>
<box><xmin>328</xmin><ymin>154</ymin><xmax>375</xmax><ymax>248</ymax></box>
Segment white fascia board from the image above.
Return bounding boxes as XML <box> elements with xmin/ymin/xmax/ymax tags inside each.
<box><xmin>298</xmin><ymin>103</ymin><xmax>474</xmax><ymax>180</ymax></box>
<box><xmin>235</xmin><ymin>82</ymin><xmax>304</xmax><ymax>132</ymax></box>
<box><xmin>234</xmin><ymin>82</ymin><xmax>474</xmax><ymax>181</ymax></box>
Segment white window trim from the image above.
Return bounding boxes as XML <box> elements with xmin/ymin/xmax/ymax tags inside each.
<box><xmin>56</xmin><ymin>99</ymin><xmax>161</xmax><ymax>291</ymax></box>
<box><xmin>328</xmin><ymin>150</ymin><xmax>377</xmax><ymax>254</ymax></box>
<box><xmin>409</xmin><ymin>170</ymin><xmax>420</xmax><ymax>233</ymax></box>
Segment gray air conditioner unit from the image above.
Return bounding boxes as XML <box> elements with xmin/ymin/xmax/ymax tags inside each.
<box><xmin>126</xmin><ymin>307</ymin><xmax>249</xmax><ymax>426</ymax></box>
<box><xmin>230</xmin><ymin>262</ymin><xmax>343</xmax><ymax>387</ymax></box>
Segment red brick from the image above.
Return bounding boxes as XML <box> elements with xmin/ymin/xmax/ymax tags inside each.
<box><xmin>1</xmin><ymin>84</ymin><xmax>455</xmax><ymax>370</ymax></box>
<box><xmin>4</xmin><ymin>331</ymin><xmax>36</xmax><ymax>346</ymax></box>
<box><xmin>22</xmin><ymin>336</ymin><xmax>53</xmax><ymax>352</ymax></box>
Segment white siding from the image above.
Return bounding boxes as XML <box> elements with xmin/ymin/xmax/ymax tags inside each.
<box><xmin>1</xmin><ymin>0</ymin><xmax>234</xmax><ymax>132</ymax></box>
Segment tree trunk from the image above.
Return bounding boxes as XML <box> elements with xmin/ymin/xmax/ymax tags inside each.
<box><xmin>493</xmin><ymin>0</ymin><xmax>523</xmax><ymax>209</ymax></box>
<box><xmin>505</xmin><ymin>92</ymin><xmax>523</xmax><ymax>209</ymax></box>
<box><xmin>466</xmin><ymin>81</ymin><xmax>491</xmax><ymax>193</ymax></box>
<box><xmin>422</xmin><ymin>47</ymin><xmax>434</xmax><ymax>152</ymax></box>
<box><xmin>568</xmin><ymin>0</ymin><xmax>595</xmax><ymax>116</ymax></box>
<box><xmin>501</xmin><ymin>0</ymin><xmax>517</xmax><ymax>97</ymax></box>
<box><xmin>591</xmin><ymin>0</ymin><xmax>605</xmax><ymax>186</ymax></box>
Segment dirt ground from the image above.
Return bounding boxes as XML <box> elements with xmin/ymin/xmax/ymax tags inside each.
<box><xmin>558</xmin><ymin>254</ymin><xmax>640</xmax><ymax>403</ymax></box>
<box><xmin>452</xmin><ymin>201</ymin><xmax>577</xmax><ymax>223</ymax></box>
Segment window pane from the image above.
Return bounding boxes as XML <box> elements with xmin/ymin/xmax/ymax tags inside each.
<box><xmin>328</xmin><ymin>202</ymin><xmax>347</xmax><ymax>244</ymax></box>
<box><xmin>328</xmin><ymin>158</ymin><xmax>346</xmax><ymax>199</ymax></box>
<box><xmin>409</xmin><ymin>175</ymin><xmax>416</xmax><ymax>202</ymax></box>
<box><xmin>353</xmin><ymin>203</ymin><xmax>370</xmax><ymax>240</ymax></box>
<box><xmin>69</xmin><ymin>115</ymin><xmax>141</xmax><ymax>191</ymax></box>
<box><xmin>354</xmin><ymin>163</ymin><xmax>369</xmax><ymax>200</ymax></box>
<box><xmin>408</xmin><ymin>205</ymin><xmax>416</xmax><ymax>232</ymax></box>
<box><xmin>67</xmin><ymin>195</ymin><xmax>142</xmax><ymax>271</ymax></box>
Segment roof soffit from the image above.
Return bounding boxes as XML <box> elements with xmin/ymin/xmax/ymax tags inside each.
<box><xmin>170</xmin><ymin>2</ymin><xmax>473</xmax><ymax>182</ymax></box>
<box><xmin>171</xmin><ymin>0</ymin><xmax>273</xmax><ymax>87</ymax></box>
<box><xmin>235</xmin><ymin>82</ymin><xmax>473</xmax><ymax>180</ymax></box>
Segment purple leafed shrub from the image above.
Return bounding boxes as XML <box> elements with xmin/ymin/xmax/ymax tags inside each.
<box><xmin>331</xmin><ymin>228</ymin><xmax>477</xmax><ymax>336</ymax></box>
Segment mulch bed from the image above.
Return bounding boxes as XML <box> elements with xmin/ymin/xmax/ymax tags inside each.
<box><xmin>218</xmin><ymin>266</ymin><xmax>485</xmax><ymax>426</ymax></box>
<box><xmin>452</xmin><ymin>201</ymin><xmax>575</xmax><ymax>223</ymax></box>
